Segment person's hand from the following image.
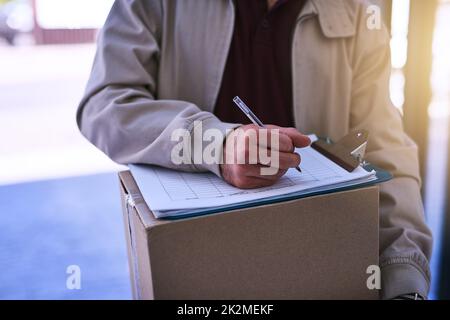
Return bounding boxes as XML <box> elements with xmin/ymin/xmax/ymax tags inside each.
<box><xmin>220</xmin><ymin>124</ymin><xmax>311</xmax><ymax>189</ymax></box>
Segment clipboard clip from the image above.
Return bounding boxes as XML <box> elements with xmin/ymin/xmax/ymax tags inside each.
<box><xmin>311</xmin><ymin>130</ymin><xmax>369</xmax><ymax>172</ymax></box>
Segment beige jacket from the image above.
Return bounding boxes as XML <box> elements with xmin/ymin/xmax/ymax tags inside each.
<box><xmin>77</xmin><ymin>0</ymin><xmax>433</xmax><ymax>299</ymax></box>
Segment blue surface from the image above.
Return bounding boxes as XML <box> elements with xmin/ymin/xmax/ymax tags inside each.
<box><xmin>0</xmin><ymin>173</ymin><xmax>132</xmax><ymax>300</ymax></box>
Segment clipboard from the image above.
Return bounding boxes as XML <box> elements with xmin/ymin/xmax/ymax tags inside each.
<box><xmin>160</xmin><ymin>130</ymin><xmax>392</xmax><ymax>220</ymax></box>
<box><xmin>311</xmin><ymin>130</ymin><xmax>370</xmax><ymax>172</ymax></box>
<box><xmin>129</xmin><ymin>130</ymin><xmax>392</xmax><ymax>221</ymax></box>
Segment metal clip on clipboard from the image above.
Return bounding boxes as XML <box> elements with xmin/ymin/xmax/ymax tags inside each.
<box><xmin>311</xmin><ymin>130</ymin><xmax>369</xmax><ymax>172</ymax></box>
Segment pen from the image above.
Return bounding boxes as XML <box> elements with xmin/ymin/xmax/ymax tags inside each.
<box><xmin>233</xmin><ymin>96</ymin><xmax>302</xmax><ymax>173</ymax></box>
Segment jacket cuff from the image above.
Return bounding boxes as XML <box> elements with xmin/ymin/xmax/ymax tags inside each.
<box><xmin>188</xmin><ymin>116</ymin><xmax>241</xmax><ymax>177</ymax></box>
<box><xmin>380</xmin><ymin>262</ymin><xmax>430</xmax><ymax>300</ymax></box>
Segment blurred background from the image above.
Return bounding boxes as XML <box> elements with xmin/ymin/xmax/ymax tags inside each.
<box><xmin>0</xmin><ymin>0</ymin><xmax>449</xmax><ymax>299</ymax></box>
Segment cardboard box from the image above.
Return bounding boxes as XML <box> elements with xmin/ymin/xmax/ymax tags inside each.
<box><xmin>119</xmin><ymin>170</ymin><xmax>379</xmax><ymax>300</ymax></box>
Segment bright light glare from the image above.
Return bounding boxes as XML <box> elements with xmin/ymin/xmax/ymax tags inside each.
<box><xmin>389</xmin><ymin>69</ymin><xmax>406</xmax><ymax>110</ymax></box>
<box><xmin>35</xmin><ymin>0</ymin><xmax>114</xmax><ymax>29</ymax></box>
<box><xmin>429</xmin><ymin>1</ymin><xmax>450</xmax><ymax>118</ymax></box>
<box><xmin>390</xmin><ymin>0</ymin><xmax>410</xmax><ymax>69</ymax></box>
<box><xmin>389</xmin><ymin>0</ymin><xmax>411</xmax><ymax>110</ymax></box>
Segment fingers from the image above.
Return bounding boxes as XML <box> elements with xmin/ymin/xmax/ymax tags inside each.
<box><xmin>236</xmin><ymin>125</ymin><xmax>307</xmax><ymax>152</ymax></box>
<box><xmin>275</xmin><ymin>127</ymin><xmax>311</xmax><ymax>148</ymax></box>
<box><xmin>242</xmin><ymin>124</ymin><xmax>310</xmax><ymax>150</ymax></box>
<box><xmin>274</xmin><ymin>133</ymin><xmax>295</xmax><ymax>153</ymax></box>
<box><xmin>221</xmin><ymin>124</ymin><xmax>309</xmax><ymax>189</ymax></box>
<box><xmin>250</xmin><ymin>148</ymin><xmax>301</xmax><ymax>169</ymax></box>
<box><xmin>255</xmin><ymin>127</ymin><xmax>294</xmax><ymax>152</ymax></box>
<box><xmin>226</xmin><ymin>125</ymin><xmax>304</xmax><ymax>167</ymax></box>
<box><xmin>278</xmin><ymin>152</ymin><xmax>301</xmax><ymax>170</ymax></box>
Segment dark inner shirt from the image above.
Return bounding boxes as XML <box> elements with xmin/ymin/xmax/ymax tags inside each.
<box><xmin>214</xmin><ymin>0</ymin><xmax>306</xmax><ymax>127</ymax></box>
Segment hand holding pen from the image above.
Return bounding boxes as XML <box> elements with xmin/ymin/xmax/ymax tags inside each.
<box><xmin>233</xmin><ymin>96</ymin><xmax>305</xmax><ymax>173</ymax></box>
<box><xmin>219</xmin><ymin>96</ymin><xmax>311</xmax><ymax>189</ymax></box>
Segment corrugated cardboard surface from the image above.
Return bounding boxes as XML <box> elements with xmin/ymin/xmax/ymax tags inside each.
<box><xmin>119</xmin><ymin>171</ymin><xmax>379</xmax><ymax>300</ymax></box>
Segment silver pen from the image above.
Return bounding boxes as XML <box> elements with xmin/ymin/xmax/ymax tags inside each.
<box><xmin>233</xmin><ymin>96</ymin><xmax>302</xmax><ymax>173</ymax></box>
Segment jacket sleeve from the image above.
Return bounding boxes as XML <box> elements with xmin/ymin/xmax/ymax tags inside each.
<box><xmin>350</xmin><ymin>15</ymin><xmax>433</xmax><ymax>299</ymax></box>
<box><xmin>76</xmin><ymin>0</ymin><xmax>236</xmax><ymax>177</ymax></box>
